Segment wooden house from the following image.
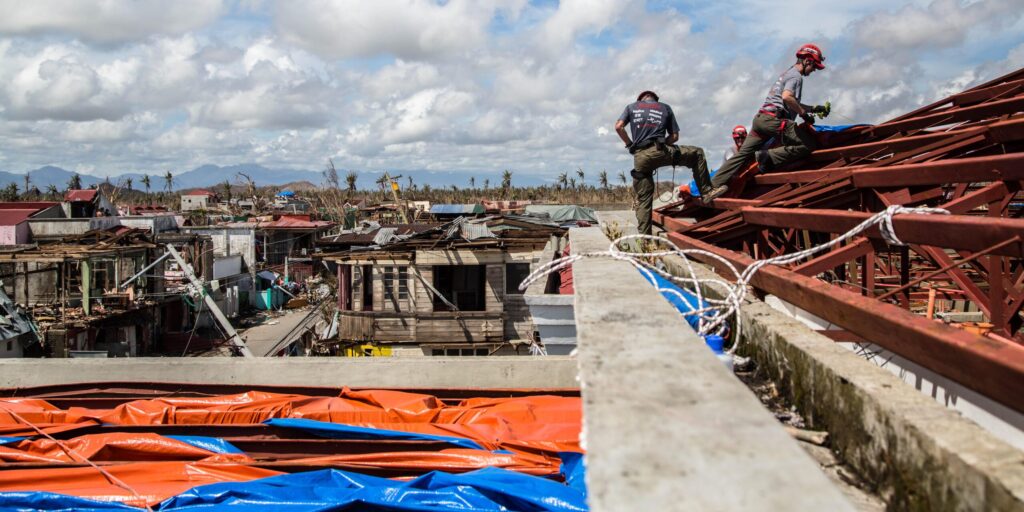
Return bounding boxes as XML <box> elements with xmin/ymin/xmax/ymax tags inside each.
<box><xmin>322</xmin><ymin>216</ymin><xmax>565</xmax><ymax>356</ymax></box>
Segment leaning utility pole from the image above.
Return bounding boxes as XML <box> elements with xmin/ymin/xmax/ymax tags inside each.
<box><xmin>383</xmin><ymin>171</ymin><xmax>410</xmax><ymax>224</ymax></box>
<box><xmin>166</xmin><ymin>245</ymin><xmax>254</xmax><ymax>357</ymax></box>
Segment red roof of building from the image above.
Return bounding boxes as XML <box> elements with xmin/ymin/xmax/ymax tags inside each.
<box><xmin>0</xmin><ymin>201</ymin><xmax>59</xmax><ymax>210</ymax></box>
<box><xmin>0</xmin><ymin>202</ymin><xmax>60</xmax><ymax>226</ymax></box>
<box><xmin>64</xmin><ymin>189</ymin><xmax>98</xmax><ymax>202</ymax></box>
<box><xmin>184</xmin><ymin>189</ymin><xmax>217</xmax><ymax>197</ymax></box>
<box><xmin>0</xmin><ymin>209</ymin><xmax>44</xmax><ymax>226</ymax></box>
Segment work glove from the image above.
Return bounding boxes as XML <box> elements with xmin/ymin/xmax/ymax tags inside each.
<box><xmin>811</xmin><ymin>102</ymin><xmax>831</xmax><ymax>118</ymax></box>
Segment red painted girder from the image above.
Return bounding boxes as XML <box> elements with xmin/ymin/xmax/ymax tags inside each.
<box><xmin>952</xmin><ymin>78</ymin><xmax>1024</xmax><ymax>107</ymax></box>
<box><xmin>738</xmin><ymin>207</ymin><xmax>1024</xmax><ymax>257</ymax></box>
<box><xmin>852</xmin><ymin>152</ymin><xmax>1024</xmax><ymax>187</ymax></box>
<box><xmin>666</xmin><ymin>231</ymin><xmax>1024</xmax><ymax>413</ymax></box>
<box><xmin>870</xmin><ymin>95</ymin><xmax>1024</xmax><ymax>137</ymax></box>
<box><xmin>792</xmin><ymin>237</ymin><xmax>874</xmax><ymax>276</ymax></box>
<box><xmin>756</xmin><ymin>168</ymin><xmax>853</xmax><ymax>185</ymax></box>
<box><xmin>807</xmin><ymin>126</ymin><xmax>987</xmax><ymax>163</ymax></box>
<box><xmin>989</xmin><ymin>116</ymin><xmax>1024</xmax><ymax>143</ymax></box>
<box><xmin>881</xmin><ymin>67</ymin><xmax>1024</xmax><ymax>124</ymax></box>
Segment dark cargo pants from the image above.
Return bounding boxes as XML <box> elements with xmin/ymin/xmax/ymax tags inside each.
<box><xmin>632</xmin><ymin>144</ymin><xmax>709</xmax><ymax>235</ymax></box>
<box><xmin>710</xmin><ymin>112</ymin><xmax>817</xmax><ymax>188</ymax></box>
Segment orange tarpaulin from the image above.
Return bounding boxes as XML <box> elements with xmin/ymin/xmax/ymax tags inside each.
<box><xmin>0</xmin><ymin>390</ymin><xmax>583</xmax><ymax>508</ymax></box>
<box><xmin>0</xmin><ymin>461</ymin><xmax>281</xmax><ymax>508</ymax></box>
<box><xmin>0</xmin><ymin>433</ymin><xmax>251</xmax><ymax>464</ymax></box>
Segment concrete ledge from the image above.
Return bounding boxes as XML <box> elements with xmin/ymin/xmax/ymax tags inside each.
<box><xmin>571</xmin><ymin>227</ymin><xmax>853</xmax><ymax>511</ymax></box>
<box><xmin>0</xmin><ymin>357</ymin><xmax>579</xmax><ymax>389</ymax></box>
<box><xmin>662</xmin><ymin>255</ymin><xmax>1024</xmax><ymax>511</ymax></box>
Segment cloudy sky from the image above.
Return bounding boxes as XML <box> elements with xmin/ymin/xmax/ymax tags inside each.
<box><xmin>0</xmin><ymin>0</ymin><xmax>1021</xmax><ymax>183</ymax></box>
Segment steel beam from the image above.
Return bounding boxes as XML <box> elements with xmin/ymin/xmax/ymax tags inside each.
<box><xmin>869</xmin><ymin>95</ymin><xmax>1024</xmax><ymax>137</ymax></box>
<box><xmin>852</xmin><ymin>152</ymin><xmax>1024</xmax><ymax>187</ymax></box>
<box><xmin>665</xmin><ymin>231</ymin><xmax>1024</xmax><ymax>413</ymax></box>
<box><xmin>738</xmin><ymin>207</ymin><xmax>1024</xmax><ymax>257</ymax></box>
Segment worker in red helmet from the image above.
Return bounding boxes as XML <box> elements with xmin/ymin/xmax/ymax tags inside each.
<box><xmin>721</xmin><ymin>125</ymin><xmax>748</xmax><ymax>168</ymax></box>
<box><xmin>615</xmin><ymin>90</ymin><xmax>710</xmax><ymax>234</ymax></box>
<box><xmin>700</xmin><ymin>43</ymin><xmax>830</xmax><ymax>204</ymax></box>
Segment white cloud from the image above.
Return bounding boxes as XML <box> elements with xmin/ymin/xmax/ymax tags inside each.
<box><xmin>852</xmin><ymin>0</ymin><xmax>1022</xmax><ymax>52</ymax></box>
<box><xmin>0</xmin><ymin>0</ymin><xmax>226</xmax><ymax>44</ymax></box>
<box><xmin>539</xmin><ymin>0</ymin><xmax>632</xmax><ymax>50</ymax></box>
<box><xmin>274</xmin><ymin>0</ymin><xmax>506</xmax><ymax>60</ymax></box>
<box><xmin>0</xmin><ymin>0</ymin><xmax>1021</xmax><ymax>181</ymax></box>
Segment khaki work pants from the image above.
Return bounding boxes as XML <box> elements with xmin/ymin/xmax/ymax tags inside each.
<box><xmin>631</xmin><ymin>144</ymin><xmax>709</xmax><ymax>235</ymax></box>
<box><xmin>711</xmin><ymin>113</ymin><xmax>817</xmax><ymax>188</ymax></box>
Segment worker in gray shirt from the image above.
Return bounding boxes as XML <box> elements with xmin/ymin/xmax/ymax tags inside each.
<box><xmin>703</xmin><ymin>43</ymin><xmax>830</xmax><ymax>204</ymax></box>
<box><xmin>615</xmin><ymin>90</ymin><xmax>710</xmax><ymax>235</ymax></box>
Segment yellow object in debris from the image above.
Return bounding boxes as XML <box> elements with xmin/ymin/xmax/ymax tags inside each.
<box><xmin>390</xmin><ymin>181</ymin><xmax>400</xmax><ymax>191</ymax></box>
<box><xmin>342</xmin><ymin>344</ymin><xmax>393</xmax><ymax>357</ymax></box>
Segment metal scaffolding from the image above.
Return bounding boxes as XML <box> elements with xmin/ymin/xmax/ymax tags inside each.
<box><xmin>655</xmin><ymin>66</ymin><xmax>1024</xmax><ymax>413</ymax></box>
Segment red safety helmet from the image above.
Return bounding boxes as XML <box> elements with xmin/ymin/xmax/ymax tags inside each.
<box><xmin>637</xmin><ymin>90</ymin><xmax>659</xmax><ymax>102</ymax></box>
<box><xmin>732</xmin><ymin>125</ymin><xmax>747</xmax><ymax>138</ymax></box>
<box><xmin>796</xmin><ymin>43</ymin><xmax>826</xmax><ymax>70</ymax></box>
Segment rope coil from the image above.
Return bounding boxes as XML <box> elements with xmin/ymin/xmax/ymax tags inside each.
<box><xmin>519</xmin><ymin>205</ymin><xmax>949</xmax><ymax>355</ymax></box>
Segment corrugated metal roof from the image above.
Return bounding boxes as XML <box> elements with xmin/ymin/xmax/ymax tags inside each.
<box><xmin>0</xmin><ymin>202</ymin><xmax>58</xmax><ymax>211</ymax></box>
<box><xmin>373</xmin><ymin>227</ymin><xmax>398</xmax><ymax>245</ymax></box>
<box><xmin>64</xmin><ymin>189</ymin><xmax>97</xmax><ymax>202</ymax></box>
<box><xmin>0</xmin><ymin>209</ymin><xmax>47</xmax><ymax>226</ymax></box>
<box><xmin>461</xmin><ymin>223</ymin><xmax>496</xmax><ymax>240</ymax></box>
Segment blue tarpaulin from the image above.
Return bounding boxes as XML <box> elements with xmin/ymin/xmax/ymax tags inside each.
<box><xmin>265</xmin><ymin>418</ymin><xmax>486</xmax><ymax>450</ymax></box>
<box><xmin>166</xmin><ymin>435</ymin><xmax>244</xmax><ymax>455</ymax></box>
<box><xmin>161</xmin><ymin>467</ymin><xmax>588</xmax><ymax>511</ymax></box>
<box><xmin>559</xmin><ymin>452</ymin><xmax>587</xmax><ymax>498</ymax></box>
<box><xmin>0</xmin><ymin>437</ymin><xmax>23</xmax><ymax>445</ymax></box>
<box><xmin>0</xmin><ymin>467</ymin><xmax>589</xmax><ymax>511</ymax></box>
<box><xmin>638</xmin><ymin>268</ymin><xmax>714</xmax><ymax>333</ymax></box>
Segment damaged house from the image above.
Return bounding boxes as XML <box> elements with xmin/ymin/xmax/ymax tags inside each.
<box><xmin>321</xmin><ymin>216</ymin><xmax>566</xmax><ymax>356</ymax></box>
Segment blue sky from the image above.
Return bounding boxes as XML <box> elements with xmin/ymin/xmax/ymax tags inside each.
<box><xmin>0</xmin><ymin>0</ymin><xmax>1021</xmax><ymax>184</ymax></box>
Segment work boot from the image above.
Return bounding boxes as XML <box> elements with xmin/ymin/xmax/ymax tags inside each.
<box><xmin>755</xmin><ymin>150</ymin><xmax>774</xmax><ymax>173</ymax></box>
<box><xmin>701</xmin><ymin>185</ymin><xmax>728</xmax><ymax>205</ymax></box>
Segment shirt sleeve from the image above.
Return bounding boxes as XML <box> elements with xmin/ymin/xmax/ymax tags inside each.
<box><xmin>617</xmin><ymin>105</ymin><xmax>632</xmax><ymax>124</ymax></box>
<box><xmin>782</xmin><ymin>74</ymin><xmax>803</xmax><ymax>94</ymax></box>
<box><xmin>665</xmin><ymin>105</ymin><xmax>680</xmax><ymax>134</ymax></box>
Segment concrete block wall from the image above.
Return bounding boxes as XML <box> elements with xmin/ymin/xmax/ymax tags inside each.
<box><xmin>661</xmin><ymin>254</ymin><xmax>1024</xmax><ymax>511</ymax></box>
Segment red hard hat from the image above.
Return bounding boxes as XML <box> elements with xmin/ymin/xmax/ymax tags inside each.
<box><xmin>732</xmin><ymin>125</ymin><xmax>747</xmax><ymax>137</ymax></box>
<box><xmin>796</xmin><ymin>43</ymin><xmax>826</xmax><ymax>70</ymax></box>
<box><xmin>637</xmin><ymin>90</ymin><xmax>659</xmax><ymax>102</ymax></box>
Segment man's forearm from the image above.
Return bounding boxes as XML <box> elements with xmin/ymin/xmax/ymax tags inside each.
<box><xmin>666</xmin><ymin>133</ymin><xmax>678</xmax><ymax>145</ymax></box>
<box><xmin>783</xmin><ymin>96</ymin><xmax>805</xmax><ymax>116</ymax></box>
<box><xmin>615</xmin><ymin>127</ymin><xmax>631</xmax><ymax>146</ymax></box>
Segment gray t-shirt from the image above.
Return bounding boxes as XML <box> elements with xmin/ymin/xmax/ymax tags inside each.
<box><xmin>762</xmin><ymin>66</ymin><xmax>803</xmax><ymax>120</ymax></box>
<box><xmin>618</xmin><ymin>100</ymin><xmax>680</xmax><ymax>150</ymax></box>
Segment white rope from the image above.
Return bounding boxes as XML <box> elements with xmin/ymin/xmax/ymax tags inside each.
<box><xmin>519</xmin><ymin>205</ymin><xmax>949</xmax><ymax>355</ymax></box>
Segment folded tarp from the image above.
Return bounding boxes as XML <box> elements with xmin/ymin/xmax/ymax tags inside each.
<box><xmin>524</xmin><ymin>205</ymin><xmax>598</xmax><ymax>223</ymax></box>
<box><xmin>0</xmin><ymin>466</ymin><xmax>588</xmax><ymax>511</ymax></box>
<box><xmin>165</xmin><ymin>435</ymin><xmax>244</xmax><ymax>455</ymax></box>
<box><xmin>266</xmin><ymin>417</ymin><xmax>485</xmax><ymax>450</ymax></box>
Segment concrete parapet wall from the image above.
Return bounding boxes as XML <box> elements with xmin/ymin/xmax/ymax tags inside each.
<box><xmin>0</xmin><ymin>357</ymin><xmax>579</xmax><ymax>389</ymax></box>
<box><xmin>570</xmin><ymin>227</ymin><xmax>853</xmax><ymax>511</ymax></box>
<box><xmin>662</xmin><ymin>254</ymin><xmax>1024</xmax><ymax>511</ymax></box>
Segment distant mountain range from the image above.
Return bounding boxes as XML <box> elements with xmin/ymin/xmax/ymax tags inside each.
<box><xmin>0</xmin><ymin>164</ymin><xmax>554</xmax><ymax>192</ymax></box>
